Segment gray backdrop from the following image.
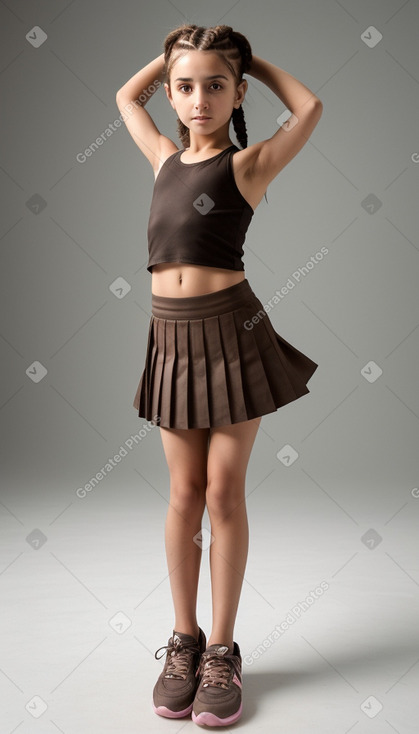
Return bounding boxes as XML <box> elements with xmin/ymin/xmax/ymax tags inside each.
<box><xmin>1</xmin><ymin>1</ymin><xmax>418</xmax><ymax>732</ymax></box>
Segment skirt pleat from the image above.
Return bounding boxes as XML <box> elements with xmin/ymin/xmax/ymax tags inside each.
<box><xmin>189</xmin><ymin>319</ymin><xmax>210</xmax><ymax>427</ymax></box>
<box><xmin>153</xmin><ymin>317</ymin><xmax>166</xmax><ymax>420</ymax></box>
<box><xmin>174</xmin><ymin>320</ymin><xmax>189</xmax><ymax>427</ymax></box>
<box><xmin>232</xmin><ymin>308</ymin><xmax>278</xmax><ymax>419</ymax></box>
<box><xmin>217</xmin><ymin>312</ymin><xmax>249</xmax><ymax>424</ymax></box>
<box><xmin>159</xmin><ymin>319</ymin><xmax>176</xmax><ymax>426</ymax></box>
<box><xmin>203</xmin><ymin>315</ymin><xmax>232</xmax><ymax>427</ymax></box>
<box><xmin>133</xmin><ymin>278</ymin><xmax>318</xmax><ymax>429</ymax></box>
<box><xmin>135</xmin><ymin>315</ymin><xmax>153</xmax><ymax>419</ymax></box>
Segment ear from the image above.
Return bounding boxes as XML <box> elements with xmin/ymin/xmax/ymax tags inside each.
<box><xmin>164</xmin><ymin>82</ymin><xmax>176</xmax><ymax>110</ymax></box>
<box><xmin>234</xmin><ymin>78</ymin><xmax>248</xmax><ymax>108</ymax></box>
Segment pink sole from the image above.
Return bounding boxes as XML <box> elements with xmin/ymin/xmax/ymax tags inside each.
<box><xmin>153</xmin><ymin>703</ymin><xmax>193</xmax><ymax>718</ymax></box>
<box><xmin>192</xmin><ymin>702</ymin><xmax>243</xmax><ymax>726</ymax></box>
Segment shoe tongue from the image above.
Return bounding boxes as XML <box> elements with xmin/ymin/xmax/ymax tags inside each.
<box><xmin>172</xmin><ymin>630</ymin><xmax>198</xmax><ymax>645</ymax></box>
<box><xmin>205</xmin><ymin>643</ymin><xmax>233</xmax><ymax>656</ymax></box>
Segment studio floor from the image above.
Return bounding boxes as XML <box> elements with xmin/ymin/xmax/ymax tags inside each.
<box><xmin>1</xmin><ymin>472</ymin><xmax>418</xmax><ymax>734</ymax></box>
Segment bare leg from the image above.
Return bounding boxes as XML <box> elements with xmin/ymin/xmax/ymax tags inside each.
<box><xmin>205</xmin><ymin>416</ymin><xmax>261</xmax><ymax>649</ymax></box>
<box><xmin>159</xmin><ymin>425</ymin><xmax>209</xmax><ymax>639</ymax></box>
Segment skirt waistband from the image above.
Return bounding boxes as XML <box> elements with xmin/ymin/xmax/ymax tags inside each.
<box><xmin>151</xmin><ymin>278</ymin><xmax>257</xmax><ymax>320</ymax></box>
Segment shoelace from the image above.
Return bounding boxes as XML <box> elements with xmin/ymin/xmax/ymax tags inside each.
<box><xmin>197</xmin><ymin>649</ymin><xmax>239</xmax><ymax>690</ymax></box>
<box><xmin>154</xmin><ymin>636</ymin><xmax>201</xmax><ymax>680</ymax></box>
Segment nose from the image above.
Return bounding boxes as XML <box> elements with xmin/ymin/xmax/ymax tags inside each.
<box><xmin>194</xmin><ymin>85</ymin><xmax>209</xmax><ymax>110</ymax></box>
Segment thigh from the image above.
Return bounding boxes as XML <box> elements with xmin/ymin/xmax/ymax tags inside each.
<box><xmin>159</xmin><ymin>426</ymin><xmax>210</xmax><ymax>489</ymax></box>
<box><xmin>207</xmin><ymin>416</ymin><xmax>261</xmax><ymax>487</ymax></box>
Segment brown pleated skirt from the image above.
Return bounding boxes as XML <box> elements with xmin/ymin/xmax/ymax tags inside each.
<box><xmin>133</xmin><ymin>278</ymin><xmax>318</xmax><ymax>429</ymax></box>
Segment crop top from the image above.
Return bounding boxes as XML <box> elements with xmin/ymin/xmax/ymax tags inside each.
<box><xmin>146</xmin><ymin>144</ymin><xmax>254</xmax><ymax>273</ymax></box>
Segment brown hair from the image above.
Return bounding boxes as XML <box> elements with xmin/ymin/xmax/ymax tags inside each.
<box><xmin>162</xmin><ymin>24</ymin><xmax>252</xmax><ymax>149</ymax></box>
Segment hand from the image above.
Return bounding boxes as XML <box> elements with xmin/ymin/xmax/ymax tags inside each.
<box><xmin>246</xmin><ymin>54</ymin><xmax>266</xmax><ymax>80</ymax></box>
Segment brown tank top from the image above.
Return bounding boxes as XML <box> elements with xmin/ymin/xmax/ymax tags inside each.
<box><xmin>147</xmin><ymin>144</ymin><xmax>254</xmax><ymax>273</ymax></box>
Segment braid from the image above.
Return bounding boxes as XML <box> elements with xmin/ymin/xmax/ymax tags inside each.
<box><xmin>231</xmin><ymin>105</ymin><xmax>247</xmax><ymax>149</ymax></box>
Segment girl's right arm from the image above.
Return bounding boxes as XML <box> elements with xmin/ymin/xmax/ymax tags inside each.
<box><xmin>116</xmin><ymin>53</ymin><xmax>179</xmax><ymax>175</ymax></box>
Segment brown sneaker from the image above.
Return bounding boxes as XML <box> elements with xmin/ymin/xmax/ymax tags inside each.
<box><xmin>152</xmin><ymin>628</ymin><xmax>206</xmax><ymax>718</ymax></box>
<box><xmin>192</xmin><ymin>642</ymin><xmax>243</xmax><ymax>726</ymax></box>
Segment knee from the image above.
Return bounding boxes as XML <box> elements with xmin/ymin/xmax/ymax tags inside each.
<box><xmin>205</xmin><ymin>475</ymin><xmax>245</xmax><ymax>521</ymax></box>
<box><xmin>169</xmin><ymin>479</ymin><xmax>206</xmax><ymax>517</ymax></box>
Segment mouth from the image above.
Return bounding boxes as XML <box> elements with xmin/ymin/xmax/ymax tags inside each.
<box><xmin>193</xmin><ymin>116</ymin><xmax>211</xmax><ymax>120</ymax></box>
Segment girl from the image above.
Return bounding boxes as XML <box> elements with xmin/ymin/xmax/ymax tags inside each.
<box><xmin>116</xmin><ymin>23</ymin><xmax>322</xmax><ymax>727</ymax></box>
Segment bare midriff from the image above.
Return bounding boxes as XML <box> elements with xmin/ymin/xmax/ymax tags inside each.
<box><xmin>151</xmin><ymin>262</ymin><xmax>245</xmax><ymax>298</ymax></box>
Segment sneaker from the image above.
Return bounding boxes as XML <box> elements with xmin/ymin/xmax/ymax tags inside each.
<box><xmin>152</xmin><ymin>627</ymin><xmax>206</xmax><ymax>718</ymax></box>
<box><xmin>192</xmin><ymin>642</ymin><xmax>243</xmax><ymax>727</ymax></box>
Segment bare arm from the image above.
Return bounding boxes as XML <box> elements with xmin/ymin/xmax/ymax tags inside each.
<box><xmin>116</xmin><ymin>53</ymin><xmax>166</xmax><ymax>104</ymax></box>
<box><xmin>244</xmin><ymin>55</ymin><xmax>323</xmax><ymax>186</ymax></box>
<box><xmin>249</xmin><ymin>54</ymin><xmax>321</xmax><ymax>112</ymax></box>
<box><xmin>116</xmin><ymin>53</ymin><xmax>178</xmax><ymax>172</ymax></box>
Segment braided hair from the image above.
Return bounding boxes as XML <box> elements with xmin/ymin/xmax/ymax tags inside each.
<box><xmin>162</xmin><ymin>24</ymin><xmax>252</xmax><ymax>150</ymax></box>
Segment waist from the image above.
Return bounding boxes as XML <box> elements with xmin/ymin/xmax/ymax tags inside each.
<box><xmin>151</xmin><ymin>278</ymin><xmax>258</xmax><ymax>320</ymax></box>
<box><xmin>151</xmin><ymin>262</ymin><xmax>245</xmax><ymax>298</ymax></box>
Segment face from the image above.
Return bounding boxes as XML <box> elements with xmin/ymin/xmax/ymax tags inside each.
<box><xmin>165</xmin><ymin>50</ymin><xmax>247</xmax><ymax>136</ymax></box>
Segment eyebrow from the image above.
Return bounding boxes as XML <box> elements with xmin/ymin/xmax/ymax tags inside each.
<box><xmin>174</xmin><ymin>75</ymin><xmax>229</xmax><ymax>82</ymax></box>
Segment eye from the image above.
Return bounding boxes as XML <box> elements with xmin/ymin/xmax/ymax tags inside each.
<box><xmin>178</xmin><ymin>82</ymin><xmax>223</xmax><ymax>93</ymax></box>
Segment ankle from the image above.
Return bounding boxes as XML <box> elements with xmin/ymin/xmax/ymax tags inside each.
<box><xmin>174</xmin><ymin>623</ymin><xmax>200</xmax><ymax>639</ymax></box>
<box><xmin>207</xmin><ymin>638</ymin><xmax>234</xmax><ymax>650</ymax></box>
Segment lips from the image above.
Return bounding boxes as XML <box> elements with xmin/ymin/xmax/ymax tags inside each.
<box><xmin>193</xmin><ymin>116</ymin><xmax>210</xmax><ymax>120</ymax></box>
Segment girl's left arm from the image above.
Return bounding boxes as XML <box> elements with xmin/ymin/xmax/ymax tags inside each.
<box><xmin>246</xmin><ymin>55</ymin><xmax>323</xmax><ymax>185</ymax></box>
<box><xmin>249</xmin><ymin>55</ymin><xmax>321</xmax><ymax>114</ymax></box>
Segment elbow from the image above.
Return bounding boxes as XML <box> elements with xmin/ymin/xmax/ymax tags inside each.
<box><xmin>116</xmin><ymin>90</ymin><xmax>134</xmax><ymax>111</ymax></box>
<box><xmin>313</xmin><ymin>97</ymin><xmax>323</xmax><ymax>114</ymax></box>
<box><xmin>296</xmin><ymin>96</ymin><xmax>323</xmax><ymax>120</ymax></box>
<box><xmin>307</xmin><ymin>97</ymin><xmax>323</xmax><ymax>123</ymax></box>
<box><xmin>116</xmin><ymin>88</ymin><xmax>132</xmax><ymax>104</ymax></box>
